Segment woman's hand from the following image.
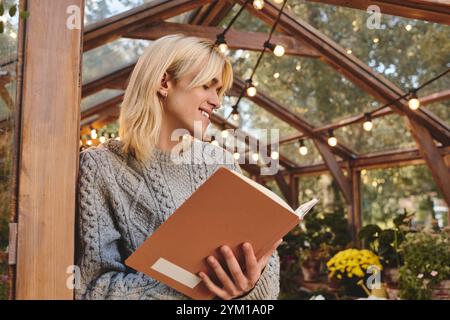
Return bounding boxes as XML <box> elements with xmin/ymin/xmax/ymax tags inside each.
<box><xmin>198</xmin><ymin>239</ymin><xmax>282</xmax><ymax>300</ymax></box>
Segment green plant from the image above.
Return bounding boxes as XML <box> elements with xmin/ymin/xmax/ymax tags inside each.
<box><xmin>358</xmin><ymin>209</ymin><xmax>413</xmax><ymax>268</ymax></box>
<box><xmin>398</xmin><ymin>230</ymin><xmax>450</xmax><ymax>300</ymax></box>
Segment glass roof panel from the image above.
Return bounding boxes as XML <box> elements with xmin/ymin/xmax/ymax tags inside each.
<box><xmin>81</xmin><ymin>89</ymin><xmax>123</xmax><ymax>113</ymax></box>
<box><xmin>289</xmin><ymin>1</ymin><xmax>450</xmax><ymax>95</ymax></box>
<box><xmin>84</xmin><ymin>0</ymin><xmax>157</xmax><ymax>26</ymax></box>
<box><xmin>82</xmin><ymin>38</ymin><xmax>149</xmax><ymax>84</ymax></box>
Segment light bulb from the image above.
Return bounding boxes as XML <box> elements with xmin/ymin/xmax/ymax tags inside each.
<box><xmin>299</xmin><ymin>145</ymin><xmax>308</xmax><ymax>155</ymax></box>
<box><xmin>221</xmin><ymin>129</ymin><xmax>229</xmax><ymax>138</ymax></box>
<box><xmin>408</xmin><ymin>93</ymin><xmax>420</xmax><ymax>110</ymax></box>
<box><xmin>296</xmin><ymin>63</ymin><xmax>301</xmax><ymax>71</ymax></box>
<box><xmin>273</xmin><ymin>72</ymin><xmax>280</xmax><ymax>79</ymax></box>
<box><xmin>328</xmin><ymin>136</ymin><xmax>337</xmax><ymax>147</ymax></box>
<box><xmin>246</xmin><ymin>85</ymin><xmax>257</xmax><ymax>97</ymax></box>
<box><xmin>373</xmin><ymin>37</ymin><xmax>379</xmax><ymax>43</ymax></box>
<box><xmin>405</xmin><ymin>24</ymin><xmax>412</xmax><ymax>31</ymax></box>
<box><xmin>232</xmin><ymin>113</ymin><xmax>240</xmax><ymax>122</ymax></box>
<box><xmin>273</xmin><ymin>44</ymin><xmax>285</xmax><ymax>57</ymax></box>
<box><xmin>99</xmin><ymin>136</ymin><xmax>106</xmax><ymax>143</ymax></box>
<box><xmin>252</xmin><ymin>152</ymin><xmax>259</xmax><ymax>161</ymax></box>
<box><xmin>271</xmin><ymin>151</ymin><xmax>279</xmax><ymax>160</ymax></box>
<box><xmin>253</xmin><ymin>0</ymin><xmax>264</xmax><ymax>10</ymax></box>
<box><xmin>90</xmin><ymin>129</ymin><xmax>97</xmax><ymax>139</ymax></box>
<box><xmin>273</xmin><ymin>0</ymin><xmax>283</xmax><ymax>3</ymax></box>
<box><xmin>87</xmin><ymin>140</ymin><xmax>92</xmax><ymax>146</ymax></box>
<box><xmin>218</xmin><ymin>42</ymin><xmax>228</xmax><ymax>54</ymax></box>
<box><xmin>233</xmin><ymin>152</ymin><xmax>240</xmax><ymax>160</ymax></box>
<box><xmin>346</xmin><ymin>49</ymin><xmax>352</xmax><ymax>54</ymax></box>
<box><xmin>363</xmin><ymin>120</ymin><xmax>373</xmax><ymax>131</ymax></box>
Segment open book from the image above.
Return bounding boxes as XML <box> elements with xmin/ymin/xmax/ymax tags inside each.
<box><xmin>125</xmin><ymin>166</ymin><xmax>318</xmax><ymax>300</ymax></box>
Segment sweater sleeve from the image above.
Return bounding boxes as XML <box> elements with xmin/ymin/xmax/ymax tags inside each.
<box><xmin>75</xmin><ymin>150</ymin><xmax>186</xmax><ymax>300</ymax></box>
<box><xmin>223</xmin><ymin>152</ymin><xmax>281</xmax><ymax>300</ymax></box>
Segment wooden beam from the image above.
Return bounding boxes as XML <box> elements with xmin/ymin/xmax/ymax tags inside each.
<box><xmin>274</xmin><ymin>172</ymin><xmax>293</xmax><ymax>205</ymax></box>
<box><xmin>15</xmin><ymin>0</ymin><xmax>84</xmax><ymax>299</ymax></box>
<box><xmin>190</xmin><ymin>1</ymin><xmax>235</xmax><ymax>26</ymax></box>
<box><xmin>278</xmin><ymin>145</ymin><xmax>450</xmax><ymax>176</ymax></box>
<box><xmin>314</xmin><ymin>140</ymin><xmax>352</xmax><ymax>204</ymax></box>
<box><xmin>276</xmin><ymin>89</ymin><xmax>450</xmax><ymax>145</ymax></box>
<box><xmin>305</xmin><ymin>0</ymin><xmax>450</xmax><ymax>25</ymax></box>
<box><xmin>237</xmin><ymin>0</ymin><xmax>450</xmax><ymax>145</ymax></box>
<box><xmin>124</xmin><ymin>21</ymin><xmax>321</xmax><ymax>58</ymax></box>
<box><xmin>406</xmin><ymin>117</ymin><xmax>450</xmax><ymax>208</ymax></box>
<box><xmin>290</xmin><ymin>175</ymin><xmax>300</xmax><ymax>209</ymax></box>
<box><xmin>83</xmin><ymin>0</ymin><xmax>212</xmax><ymax>51</ymax></box>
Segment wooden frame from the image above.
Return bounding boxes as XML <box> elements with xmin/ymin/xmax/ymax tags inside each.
<box><xmin>14</xmin><ymin>0</ymin><xmax>84</xmax><ymax>299</ymax></box>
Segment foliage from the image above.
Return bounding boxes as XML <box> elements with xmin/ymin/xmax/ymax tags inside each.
<box><xmin>358</xmin><ymin>209</ymin><xmax>414</xmax><ymax>268</ymax></box>
<box><xmin>398</xmin><ymin>231</ymin><xmax>450</xmax><ymax>300</ymax></box>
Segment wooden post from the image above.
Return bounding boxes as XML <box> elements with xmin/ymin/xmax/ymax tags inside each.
<box><xmin>15</xmin><ymin>0</ymin><xmax>84</xmax><ymax>299</ymax></box>
<box><xmin>290</xmin><ymin>175</ymin><xmax>299</xmax><ymax>209</ymax></box>
<box><xmin>349</xmin><ymin>168</ymin><xmax>362</xmax><ymax>247</ymax></box>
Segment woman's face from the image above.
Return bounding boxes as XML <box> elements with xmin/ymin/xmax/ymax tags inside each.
<box><xmin>161</xmin><ymin>68</ymin><xmax>223</xmax><ymax>139</ymax></box>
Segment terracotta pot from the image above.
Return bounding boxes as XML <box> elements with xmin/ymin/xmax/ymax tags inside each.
<box><xmin>300</xmin><ymin>259</ymin><xmax>321</xmax><ymax>282</ymax></box>
<box><xmin>383</xmin><ymin>267</ymin><xmax>399</xmax><ymax>285</ymax></box>
<box><xmin>431</xmin><ymin>280</ymin><xmax>450</xmax><ymax>300</ymax></box>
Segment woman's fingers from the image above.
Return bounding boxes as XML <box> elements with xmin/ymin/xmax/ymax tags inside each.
<box><xmin>220</xmin><ymin>245</ymin><xmax>250</xmax><ymax>292</ymax></box>
<box><xmin>257</xmin><ymin>239</ymin><xmax>283</xmax><ymax>271</ymax></box>
<box><xmin>198</xmin><ymin>272</ymin><xmax>230</xmax><ymax>300</ymax></box>
<box><xmin>206</xmin><ymin>256</ymin><xmax>238</xmax><ymax>295</ymax></box>
<box><xmin>242</xmin><ymin>242</ymin><xmax>260</xmax><ymax>283</ymax></box>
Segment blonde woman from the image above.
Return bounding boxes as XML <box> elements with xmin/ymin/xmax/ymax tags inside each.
<box><xmin>76</xmin><ymin>35</ymin><xmax>281</xmax><ymax>300</ymax></box>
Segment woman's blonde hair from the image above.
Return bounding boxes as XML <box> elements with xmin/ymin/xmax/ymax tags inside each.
<box><xmin>118</xmin><ymin>34</ymin><xmax>233</xmax><ymax>163</ymax></box>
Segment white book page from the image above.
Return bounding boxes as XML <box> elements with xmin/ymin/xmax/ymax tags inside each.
<box><xmin>294</xmin><ymin>198</ymin><xmax>319</xmax><ymax>219</ymax></box>
<box><xmin>226</xmin><ymin>168</ymin><xmax>319</xmax><ymax>218</ymax></box>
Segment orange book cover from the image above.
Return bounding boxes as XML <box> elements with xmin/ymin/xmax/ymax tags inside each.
<box><xmin>125</xmin><ymin>166</ymin><xmax>318</xmax><ymax>300</ymax></box>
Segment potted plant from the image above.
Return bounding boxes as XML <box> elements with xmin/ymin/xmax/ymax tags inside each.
<box><xmin>358</xmin><ymin>209</ymin><xmax>413</xmax><ymax>287</ymax></box>
<box><xmin>326</xmin><ymin>248</ymin><xmax>383</xmax><ymax>298</ymax></box>
<box><xmin>398</xmin><ymin>230</ymin><xmax>450</xmax><ymax>300</ymax></box>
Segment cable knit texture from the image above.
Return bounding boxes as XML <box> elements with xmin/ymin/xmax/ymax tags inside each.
<box><xmin>75</xmin><ymin>138</ymin><xmax>280</xmax><ymax>300</ymax></box>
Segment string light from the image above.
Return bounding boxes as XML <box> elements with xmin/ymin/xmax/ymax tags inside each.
<box><xmin>363</xmin><ymin>113</ymin><xmax>373</xmax><ymax>131</ymax></box>
<box><xmin>246</xmin><ymin>78</ymin><xmax>257</xmax><ymax>97</ymax></box>
<box><xmin>299</xmin><ymin>139</ymin><xmax>308</xmax><ymax>155</ymax></box>
<box><xmin>273</xmin><ymin>72</ymin><xmax>280</xmax><ymax>79</ymax></box>
<box><xmin>273</xmin><ymin>0</ymin><xmax>284</xmax><ymax>3</ymax></box>
<box><xmin>216</xmin><ymin>33</ymin><xmax>228</xmax><ymax>54</ymax></box>
<box><xmin>295</xmin><ymin>63</ymin><xmax>301</xmax><ymax>71</ymax></box>
<box><xmin>271</xmin><ymin>150</ymin><xmax>279</xmax><ymax>160</ymax></box>
<box><xmin>327</xmin><ymin>130</ymin><xmax>337</xmax><ymax>147</ymax></box>
<box><xmin>346</xmin><ymin>49</ymin><xmax>352</xmax><ymax>54</ymax></box>
<box><xmin>408</xmin><ymin>91</ymin><xmax>420</xmax><ymax>110</ymax></box>
<box><xmin>264</xmin><ymin>41</ymin><xmax>285</xmax><ymax>57</ymax></box>
<box><xmin>405</xmin><ymin>24</ymin><xmax>412</xmax><ymax>31</ymax></box>
<box><xmin>252</xmin><ymin>152</ymin><xmax>259</xmax><ymax>161</ymax></box>
<box><xmin>253</xmin><ymin>0</ymin><xmax>264</xmax><ymax>10</ymax></box>
<box><xmin>87</xmin><ymin>140</ymin><xmax>92</xmax><ymax>146</ymax></box>
<box><xmin>233</xmin><ymin>148</ymin><xmax>241</xmax><ymax>160</ymax></box>
<box><xmin>230</xmin><ymin>105</ymin><xmax>240</xmax><ymax>122</ymax></box>
<box><xmin>221</xmin><ymin>129</ymin><xmax>229</xmax><ymax>138</ymax></box>
<box><xmin>214</xmin><ymin>0</ymin><xmax>250</xmax><ymax>54</ymax></box>
<box><xmin>90</xmin><ymin>127</ymin><xmax>97</xmax><ymax>139</ymax></box>
<box><xmin>99</xmin><ymin>136</ymin><xmax>106</xmax><ymax>143</ymax></box>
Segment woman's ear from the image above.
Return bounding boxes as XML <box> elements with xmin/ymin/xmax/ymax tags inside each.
<box><xmin>158</xmin><ymin>72</ymin><xmax>171</xmax><ymax>98</ymax></box>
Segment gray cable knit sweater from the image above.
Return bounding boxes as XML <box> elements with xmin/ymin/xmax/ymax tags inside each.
<box><xmin>75</xmin><ymin>138</ymin><xmax>280</xmax><ymax>300</ymax></box>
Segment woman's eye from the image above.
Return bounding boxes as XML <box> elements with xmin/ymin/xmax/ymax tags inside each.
<box><xmin>203</xmin><ymin>85</ymin><xmax>209</xmax><ymax>90</ymax></box>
